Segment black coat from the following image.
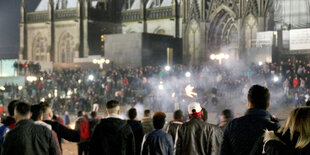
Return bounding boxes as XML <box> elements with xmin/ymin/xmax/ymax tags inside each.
<box><xmin>89</xmin><ymin>118</ymin><xmax>135</xmax><ymax>155</ymax></box>
<box><xmin>2</xmin><ymin>119</ymin><xmax>59</xmax><ymax>155</ymax></box>
<box><xmin>221</xmin><ymin>109</ymin><xmax>280</xmax><ymax>155</ymax></box>
<box><xmin>164</xmin><ymin>121</ymin><xmax>183</xmax><ymax>143</ymax></box>
<box><xmin>127</xmin><ymin>120</ymin><xmax>144</xmax><ymax>155</ymax></box>
<box><xmin>176</xmin><ymin>117</ymin><xmax>223</xmax><ymax>155</ymax></box>
<box><xmin>141</xmin><ymin>129</ymin><xmax>173</xmax><ymax>155</ymax></box>
<box><xmin>44</xmin><ymin>120</ymin><xmax>80</xmax><ymax>150</ymax></box>
<box><xmin>265</xmin><ymin>131</ymin><xmax>310</xmax><ymax>155</ymax></box>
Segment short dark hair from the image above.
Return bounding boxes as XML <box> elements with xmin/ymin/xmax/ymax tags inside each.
<box><xmin>144</xmin><ymin>109</ymin><xmax>151</xmax><ymax>117</ymax></box>
<box><xmin>91</xmin><ymin>111</ymin><xmax>97</xmax><ymax>119</ymax></box>
<box><xmin>153</xmin><ymin>111</ymin><xmax>166</xmax><ymax>129</ymax></box>
<box><xmin>173</xmin><ymin>110</ymin><xmax>183</xmax><ymax>120</ymax></box>
<box><xmin>15</xmin><ymin>102</ymin><xmax>31</xmax><ymax>116</ymax></box>
<box><xmin>39</xmin><ymin>102</ymin><xmax>50</xmax><ymax>113</ymax></box>
<box><xmin>31</xmin><ymin>104</ymin><xmax>43</xmax><ymax>121</ymax></box>
<box><xmin>8</xmin><ymin>100</ymin><xmax>19</xmax><ymax>116</ymax></box>
<box><xmin>106</xmin><ymin>100</ymin><xmax>119</xmax><ymax>109</ymax></box>
<box><xmin>77</xmin><ymin>111</ymin><xmax>83</xmax><ymax>117</ymax></box>
<box><xmin>222</xmin><ymin>109</ymin><xmax>233</xmax><ymax>120</ymax></box>
<box><xmin>128</xmin><ymin>108</ymin><xmax>137</xmax><ymax>120</ymax></box>
<box><xmin>201</xmin><ymin>108</ymin><xmax>208</xmax><ymax>121</ymax></box>
<box><xmin>248</xmin><ymin>85</ymin><xmax>270</xmax><ymax>109</ymax></box>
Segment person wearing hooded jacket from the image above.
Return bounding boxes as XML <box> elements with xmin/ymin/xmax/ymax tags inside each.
<box><xmin>263</xmin><ymin>107</ymin><xmax>310</xmax><ymax>155</ymax></box>
<box><xmin>89</xmin><ymin>100</ymin><xmax>135</xmax><ymax>155</ymax></box>
<box><xmin>176</xmin><ymin>102</ymin><xmax>219</xmax><ymax>155</ymax></box>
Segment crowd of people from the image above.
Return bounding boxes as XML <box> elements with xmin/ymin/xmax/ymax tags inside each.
<box><xmin>0</xmin><ymin>84</ymin><xmax>309</xmax><ymax>155</ymax></box>
<box><xmin>2</xmin><ymin>58</ymin><xmax>310</xmax><ymax>116</ymax></box>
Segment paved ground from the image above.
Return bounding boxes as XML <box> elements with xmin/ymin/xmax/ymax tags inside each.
<box><xmin>63</xmin><ymin>141</ymin><xmax>78</xmax><ymax>155</ymax></box>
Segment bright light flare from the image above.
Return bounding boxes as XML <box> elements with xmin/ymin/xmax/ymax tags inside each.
<box><xmin>68</xmin><ymin>122</ymin><xmax>76</xmax><ymax>130</ymax></box>
<box><xmin>88</xmin><ymin>75</ymin><xmax>94</xmax><ymax>81</ymax></box>
<box><xmin>0</xmin><ymin>86</ymin><xmax>5</xmax><ymax>91</ymax></box>
<box><xmin>185</xmin><ymin>84</ymin><xmax>197</xmax><ymax>98</ymax></box>
<box><xmin>105</xmin><ymin>59</ymin><xmax>110</xmax><ymax>64</ymax></box>
<box><xmin>26</xmin><ymin>76</ymin><xmax>38</xmax><ymax>82</ymax></box>
<box><xmin>158</xmin><ymin>81</ymin><xmax>164</xmax><ymax>90</ymax></box>
<box><xmin>258</xmin><ymin>61</ymin><xmax>263</xmax><ymax>66</ymax></box>
<box><xmin>185</xmin><ymin>72</ymin><xmax>191</xmax><ymax>78</ymax></box>
<box><xmin>171</xmin><ymin>92</ymin><xmax>176</xmax><ymax>98</ymax></box>
<box><xmin>18</xmin><ymin>86</ymin><xmax>23</xmax><ymax>90</ymax></box>
<box><xmin>273</xmin><ymin>76</ymin><xmax>279</xmax><ymax>82</ymax></box>
<box><xmin>165</xmin><ymin>66</ymin><xmax>171</xmax><ymax>71</ymax></box>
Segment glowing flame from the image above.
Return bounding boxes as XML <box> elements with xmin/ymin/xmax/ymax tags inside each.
<box><xmin>185</xmin><ymin>84</ymin><xmax>197</xmax><ymax>98</ymax></box>
<box><xmin>68</xmin><ymin>122</ymin><xmax>76</xmax><ymax>130</ymax></box>
<box><xmin>171</xmin><ymin>92</ymin><xmax>176</xmax><ymax>98</ymax></box>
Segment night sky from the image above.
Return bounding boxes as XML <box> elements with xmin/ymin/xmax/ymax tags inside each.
<box><xmin>0</xmin><ymin>0</ymin><xmax>22</xmax><ymax>59</ymax></box>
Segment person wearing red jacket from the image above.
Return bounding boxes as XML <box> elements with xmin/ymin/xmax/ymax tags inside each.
<box><xmin>292</xmin><ymin>77</ymin><xmax>300</xmax><ymax>88</ymax></box>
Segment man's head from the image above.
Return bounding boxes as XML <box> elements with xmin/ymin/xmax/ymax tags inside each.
<box><xmin>173</xmin><ymin>110</ymin><xmax>184</xmax><ymax>121</ymax></box>
<box><xmin>106</xmin><ymin>100</ymin><xmax>120</xmax><ymax>115</ymax></box>
<box><xmin>220</xmin><ymin>109</ymin><xmax>233</xmax><ymax>122</ymax></box>
<box><xmin>128</xmin><ymin>108</ymin><xmax>137</xmax><ymax>120</ymax></box>
<box><xmin>31</xmin><ymin>104</ymin><xmax>44</xmax><ymax>121</ymax></box>
<box><xmin>188</xmin><ymin>102</ymin><xmax>203</xmax><ymax>119</ymax></box>
<box><xmin>39</xmin><ymin>102</ymin><xmax>53</xmax><ymax>120</ymax></box>
<box><xmin>153</xmin><ymin>111</ymin><xmax>166</xmax><ymax>129</ymax></box>
<box><xmin>247</xmin><ymin>85</ymin><xmax>270</xmax><ymax>110</ymax></box>
<box><xmin>14</xmin><ymin>102</ymin><xmax>31</xmax><ymax>122</ymax></box>
<box><xmin>144</xmin><ymin>109</ymin><xmax>151</xmax><ymax>117</ymax></box>
<box><xmin>8</xmin><ymin>100</ymin><xmax>19</xmax><ymax>117</ymax></box>
<box><xmin>77</xmin><ymin>111</ymin><xmax>83</xmax><ymax>117</ymax></box>
<box><xmin>91</xmin><ymin>111</ymin><xmax>97</xmax><ymax>119</ymax></box>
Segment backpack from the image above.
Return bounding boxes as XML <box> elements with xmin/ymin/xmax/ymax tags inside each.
<box><xmin>79</xmin><ymin>118</ymin><xmax>90</xmax><ymax>139</ymax></box>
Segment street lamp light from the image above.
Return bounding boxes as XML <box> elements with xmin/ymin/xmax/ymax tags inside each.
<box><xmin>210</xmin><ymin>53</ymin><xmax>229</xmax><ymax>65</ymax></box>
<box><xmin>88</xmin><ymin>75</ymin><xmax>95</xmax><ymax>81</ymax></box>
<box><xmin>92</xmin><ymin>58</ymin><xmax>110</xmax><ymax>69</ymax></box>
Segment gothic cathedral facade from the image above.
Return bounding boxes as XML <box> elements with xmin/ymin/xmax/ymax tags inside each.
<box><xmin>20</xmin><ymin>0</ymin><xmax>273</xmax><ymax>65</ymax></box>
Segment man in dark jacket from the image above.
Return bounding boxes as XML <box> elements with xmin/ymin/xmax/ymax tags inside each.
<box><xmin>2</xmin><ymin>101</ymin><xmax>59</xmax><ymax>155</ymax></box>
<box><xmin>2</xmin><ymin>100</ymin><xmax>18</xmax><ymax>129</ymax></box>
<box><xmin>164</xmin><ymin>110</ymin><xmax>184</xmax><ymax>143</ymax></box>
<box><xmin>220</xmin><ymin>85</ymin><xmax>280</xmax><ymax>155</ymax></box>
<box><xmin>127</xmin><ymin>108</ymin><xmax>144</xmax><ymax>155</ymax></box>
<box><xmin>141</xmin><ymin>109</ymin><xmax>154</xmax><ymax>134</ymax></box>
<box><xmin>141</xmin><ymin>111</ymin><xmax>173</xmax><ymax>155</ymax></box>
<box><xmin>176</xmin><ymin>102</ymin><xmax>219</xmax><ymax>155</ymax></box>
<box><xmin>89</xmin><ymin>100</ymin><xmax>135</xmax><ymax>155</ymax></box>
<box><xmin>40</xmin><ymin>102</ymin><xmax>80</xmax><ymax>151</ymax></box>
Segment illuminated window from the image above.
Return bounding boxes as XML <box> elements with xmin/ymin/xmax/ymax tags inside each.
<box><xmin>101</xmin><ymin>35</ymin><xmax>105</xmax><ymax>42</ymax></box>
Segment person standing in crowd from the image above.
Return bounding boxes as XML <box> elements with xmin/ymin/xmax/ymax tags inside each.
<box><xmin>64</xmin><ymin>111</ymin><xmax>70</xmax><ymax>126</ymax></box>
<box><xmin>176</xmin><ymin>102</ymin><xmax>219</xmax><ymax>155</ymax></box>
<box><xmin>2</xmin><ymin>100</ymin><xmax>18</xmax><ymax>129</ymax></box>
<box><xmin>141</xmin><ymin>109</ymin><xmax>154</xmax><ymax>134</ymax></box>
<box><xmin>89</xmin><ymin>111</ymin><xmax>100</xmax><ymax>136</ymax></box>
<box><xmin>0</xmin><ymin>117</ymin><xmax>9</xmax><ymax>153</ymax></box>
<box><xmin>264</xmin><ymin>107</ymin><xmax>310</xmax><ymax>155</ymax></box>
<box><xmin>89</xmin><ymin>100</ymin><xmax>135</xmax><ymax>155</ymax></box>
<box><xmin>127</xmin><ymin>108</ymin><xmax>144</xmax><ymax>155</ymax></box>
<box><xmin>141</xmin><ymin>111</ymin><xmax>173</xmax><ymax>155</ymax></box>
<box><xmin>221</xmin><ymin>85</ymin><xmax>280</xmax><ymax>155</ymax></box>
<box><xmin>283</xmin><ymin>78</ymin><xmax>290</xmax><ymax>96</ymax></box>
<box><xmin>2</xmin><ymin>102</ymin><xmax>59</xmax><ymax>155</ymax></box>
<box><xmin>164</xmin><ymin>110</ymin><xmax>184</xmax><ymax>143</ymax></box>
<box><xmin>40</xmin><ymin>102</ymin><xmax>80</xmax><ymax>151</ymax></box>
<box><xmin>201</xmin><ymin>108</ymin><xmax>224</xmax><ymax>155</ymax></box>
<box><xmin>31</xmin><ymin>104</ymin><xmax>62</xmax><ymax>154</ymax></box>
<box><xmin>218</xmin><ymin>109</ymin><xmax>234</xmax><ymax>130</ymax></box>
<box><xmin>75</xmin><ymin>111</ymin><xmax>91</xmax><ymax>155</ymax></box>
